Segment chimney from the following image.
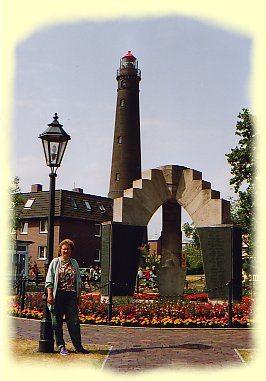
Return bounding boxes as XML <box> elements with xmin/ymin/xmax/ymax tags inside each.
<box><xmin>31</xmin><ymin>184</ymin><xmax>42</xmax><ymax>192</ymax></box>
<box><xmin>72</xmin><ymin>188</ymin><xmax>83</xmax><ymax>193</ymax></box>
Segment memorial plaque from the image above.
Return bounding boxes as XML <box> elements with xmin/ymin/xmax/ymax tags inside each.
<box><xmin>101</xmin><ymin>222</ymin><xmax>147</xmax><ymax>296</ymax></box>
<box><xmin>100</xmin><ymin>222</ymin><xmax>112</xmax><ymax>295</ymax></box>
<box><xmin>197</xmin><ymin>225</ymin><xmax>242</xmax><ymax>301</ymax></box>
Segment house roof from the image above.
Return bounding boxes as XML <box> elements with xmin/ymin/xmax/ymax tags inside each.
<box><xmin>18</xmin><ymin>189</ymin><xmax>113</xmax><ymax>222</ymax></box>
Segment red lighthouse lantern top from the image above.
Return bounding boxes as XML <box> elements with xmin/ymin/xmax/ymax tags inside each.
<box><xmin>120</xmin><ymin>50</ymin><xmax>138</xmax><ymax>70</ymax></box>
<box><xmin>122</xmin><ymin>50</ymin><xmax>135</xmax><ymax>59</ymax></box>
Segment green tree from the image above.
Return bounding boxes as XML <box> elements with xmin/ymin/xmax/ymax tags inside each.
<box><xmin>140</xmin><ymin>244</ymin><xmax>160</xmax><ymax>269</ymax></box>
<box><xmin>182</xmin><ymin>222</ymin><xmax>203</xmax><ymax>274</ymax></box>
<box><xmin>225</xmin><ymin>108</ymin><xmax>255</xmax><ymax>263</ymax></box>
<box><xmin>9</xmin><ymin>176</ymin><xmax>23</xmax><ymax>232</ymax></box>
<box><xmin>182</xmin><ymin>222</ymin><xmax>201</xmax><ymax>249</ymax></box>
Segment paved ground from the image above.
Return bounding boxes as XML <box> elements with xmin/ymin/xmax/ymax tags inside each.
<box><xmin>9</xmin><ymin>317</ymin><xmax>255</xmax><ymax>373</ymax></box>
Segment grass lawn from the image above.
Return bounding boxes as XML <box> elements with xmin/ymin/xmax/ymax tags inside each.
<box><xmin>185</xmin><ymin>274</ymin><xmax>205</xmax><ymax>292</ymax></box>
<box><xmin>137</xmin><ymin>274</ymin><xmax>206</xmax><ymax>294</ymax></box>
<box><xmin>9</xmin><ymin>339</ymin><xmax>111</xmax><ymax>368</ymax></box>
<box><xmin>236</xmin><ymin>349</ymin><xmax>256</xmax><ymax>364</ymax></box>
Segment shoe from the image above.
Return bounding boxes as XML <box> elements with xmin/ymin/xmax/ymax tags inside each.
<box><xmin>75</xmin><ymin>347</ymin><xmax>89</xmax><ymax>354</ymax></box>
<box><xmin>60</xmin><ymin>347</ymin><xmax>69</xmax><ymax>355</ymax></box>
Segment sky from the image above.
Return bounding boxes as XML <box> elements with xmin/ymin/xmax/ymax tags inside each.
<box><xmin>12</xmin><ymin>16</ymin><xmax>251</xmax><ymax>237</ymax></box>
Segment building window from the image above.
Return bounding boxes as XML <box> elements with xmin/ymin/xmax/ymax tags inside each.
<box><xmin>84</xmin><ymin>200</ymin><xmax>92</xmax><ymax>211</ymax></box>
<box><xmin>39</xmin><ymin>219</ymin><xmax>48</xmax><ymax>233</ymax></box>
<box><xmin>24</xmin><ymin>199</ymin><xmax>35</xmax><ymax>209</ymax></box>
<box><xmin>20</xmin><ymin>222</ymin><xmax>28</xmax><ymax>234</ymax></box>
<box><xmin>17</xmin><ymin>245</ymin><xmax>27</xmax><ymax>252</ymax></box>
<box><xmin>120</xmin><ymin>99</ymin><xmax>125</xmax><ymax>107</ymax></box>
<box><xmin>94</xmin><ymin>249</ymin><xmax>101</xmax><ymax>263</ymax></box>
<box><xmin>71</xmin><ymin>198</ymin><xmax>78</xmax><ymax>209</ymax></box>
<box><xmin>115</xmin><ymin>173</ymin><xmax>120</xmax><ymax>181</ymax></box>
<box><xmin>99</xmin><ymin>205</ymin><xmax>106</xmax><ymax>213</ymax></box>
<box><xmin>118</xmin><ymin>136</ymin><xmax>123</xmax><ymax>144</ymax></box>
<box><xmin>95</xmin><ymin>224</ymin><xmax>102</xmax><ymax>237</ymax></box>
<box><xmin>38</xmin><ymin>246</ymin><xmax>47</xmax><ymax>260</ymax></box>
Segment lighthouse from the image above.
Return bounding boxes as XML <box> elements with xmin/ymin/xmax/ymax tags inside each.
<box><xmin>108</xmin><ymin>51</ymin><xmax>142</xmax><ymax>199</ymax></box>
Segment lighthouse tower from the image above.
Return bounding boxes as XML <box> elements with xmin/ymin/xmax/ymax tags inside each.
<box><xmin>108</xmin><ymin>51</ymin><xmax>142</xmax><ymax>199</ymax></box>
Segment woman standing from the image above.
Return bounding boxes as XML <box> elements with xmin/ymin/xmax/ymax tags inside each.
<box><xmin>45</xmin><ymin>239</ymin><xmax>89</xmax><ymax>355</ymax></box>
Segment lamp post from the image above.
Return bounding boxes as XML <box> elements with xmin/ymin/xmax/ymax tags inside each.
<box><xmin>38</xmin><ymin>113</ymin><xmax>71</xmax><ymax>352</ymax></box>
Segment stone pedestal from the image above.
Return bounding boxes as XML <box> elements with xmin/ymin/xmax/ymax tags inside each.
<box><xmin>158</xmin><ymin>199</ymin><xmax>186</xmax><ymax>296</ymax></box>
<box><xmin>157</xmin><ymin>262</ymin><xmax>186</xmax><ymax>297</ymax></box>
<box><xmin>161</xmin><ymin>199</ymin><xmax>182</xmax><ymax>267</ymax></box>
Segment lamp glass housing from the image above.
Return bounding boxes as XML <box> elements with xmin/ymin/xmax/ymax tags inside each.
<box><xmin>39</xmin><ymin>113</ymin><xmax>70</xmax><ymax>169</ymax></box>
<box><xmin>41</xmin><ymin>136</ymin><xmax>69</xmax><ymax>168</ymax></box>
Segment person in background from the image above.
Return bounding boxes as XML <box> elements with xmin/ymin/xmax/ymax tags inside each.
<box><xmin>137</xmin><ymin>267</ymin><xmax>144</xmax><ymax>280</ymax></box>
<box><xmin>144</xmin><ymin>267</ymin><xmax>152</xmax><ymax>281</ymax></box>
<box><xmin>45</xmin><ymin>239</ymin><xmax>89</xmax><ymax>355</ymax></box>
<box><xmin>88</xmin><ymin>265</ymin><xmax>94</xmax><ymax>281</ymax></box>
<box><xmin>136</xmin><ymin>266</ymin><xmax>144</xmax><ymax>293</ymax></box>
<box><xmin>242</xmin><ymin>270</ymin><xmax>248</xmax><ymax>286</ymax></box>
<box><xmin>150</xmin><ymin>268</ymin><xmax>157</xmax><ymax>291</ymax></box>
<box><xmin>31</xmin><ymin>263</ymin><xmax>40</xmax><ymax>285</ymax></box>
<box><xmin>93</xmin><ymin>266</ymin><xmax>100</xmax><ymax>281</ymax></box>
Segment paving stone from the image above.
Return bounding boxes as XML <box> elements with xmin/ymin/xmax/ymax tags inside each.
<box><xmin>9</xmin><ymin>317</ymin><xmax>255</xmax><ymax>372</ymax></box>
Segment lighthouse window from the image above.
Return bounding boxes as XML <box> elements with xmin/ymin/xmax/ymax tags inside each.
<box><xmin>115</xmin><ymin>173</ymin><xmax>120</xmax><ymax>181</ymax></box>
<box><xmin>121</xmin><ymin>80</ymin><xmax>127</xmax><ymax>88</ymax></box>
<box><xmin>120</xmin><ymin>99</ymin><xmax>125</xmax><ymax>107</ymax></box>
<box><xmin>118</xmin><ymin>136</ymin><xmax>122</xmax><ymax>144</ymax></box>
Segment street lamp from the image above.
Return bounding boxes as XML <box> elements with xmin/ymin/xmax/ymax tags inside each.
<box><xmin>38</xmin><ymin>113</ymin><xmax>71</xmax><ymax>353</ymax></box>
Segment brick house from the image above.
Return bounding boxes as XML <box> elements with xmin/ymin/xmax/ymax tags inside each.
<box><xmin>15</xmin><ymin>184</ymin><xmax>113</xmax><ymax>274</ymax></box>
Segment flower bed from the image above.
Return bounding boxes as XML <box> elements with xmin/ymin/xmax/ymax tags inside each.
<box><xmin>134</xmin><ymin>292</ymin><xmax>208</xmax><ymax>301</ymax></box>
<box><xmin>9</xmin><ymin>293</ymin><xmax>254</xmax><ymax>328</ymax></box>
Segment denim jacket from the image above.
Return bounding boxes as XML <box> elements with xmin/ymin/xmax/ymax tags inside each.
<box><xmin>45</xmin><ymin>257</ymin><xmax>82</xmax><ymax>310</ymax></box>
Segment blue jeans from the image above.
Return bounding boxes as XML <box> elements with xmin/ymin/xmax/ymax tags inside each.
<box><xmin>50</xmin><ymin>290</ymin><xmax>83</xmax><ymax>351</ymax></box>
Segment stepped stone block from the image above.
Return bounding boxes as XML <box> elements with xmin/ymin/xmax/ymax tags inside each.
<box><xmin>158</xmin><ymin>165</ymin><xmax>187</xmax><ymax>198</ymax></box>
<box><xmin>201</xmin><ymin>180</ymin><xmax>211</xmax><ymax>189</ymax></box>
<box><xmin>192</xmin><ymin>199</ymin><xmax>227</xmax><ymax>226</ymax></box>
<box><xmin>134</xmin><ymin>180</ymin><xmax>169</xmax><ymax>211</ymax></box>
<box><xmin>114</xmin><ymin>195</ymin><xmax>151</xmax><ymax>226</ymax></box>
<box><xmin>141</xmin><ymin>168</ymin><xmax>159</xmax><ymax>180</ymax></box>
<box><xmin>221</xmin><ymin>199</ymin><xmax>232</xmax><ymax>224</ymax></box>
<box><xmin>114</xmin><ymin>165</ymin><xmax>230</xmax><ymax>228</ymax></box>
<box><xmin>113</xmin><ymin>197</ymin><xmax>124</xmax><ymax>222</ymax></box>
<box><xmin>177</xmin><ymin>177</ymin><xmax>210</xmax><ymax>208</ymax></box>
<box><xmin>191</xmin><ymin>169</ymin><xmax>202</xmax><ymax>180</ymax></box>
<box><xmin>123</xmin><ymin>188</ymin><xmax>135</xmax><ymax>198</ymax></box>
<box><xmin>184</xmin><ymin>189</ymin><xmax>221</xmax><ymax>217</ymax></box>
<box><xmin>210</xmin><ymin>189</ymin><xmax>221</xmax><ymax>199</ymax></box>
<box><xmin>159</xmin><ymin>165</ymin><xmax>187</xmax><ymax>184</ymax></box>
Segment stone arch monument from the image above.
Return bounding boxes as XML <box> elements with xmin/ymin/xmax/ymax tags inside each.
<box><xmin>101</xmin><ymin>52</ymin><xmax>242</xmax><ymax>301</ymax></box>
<box><xmin>113</xmin><ymin>164</ymin><xmax>230</xmax><ymax>226</ymax></box>
<box><xmin>101</xmin><ymin>164</ymin><xmax>242</xmax><ymax>301</ymax></box>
